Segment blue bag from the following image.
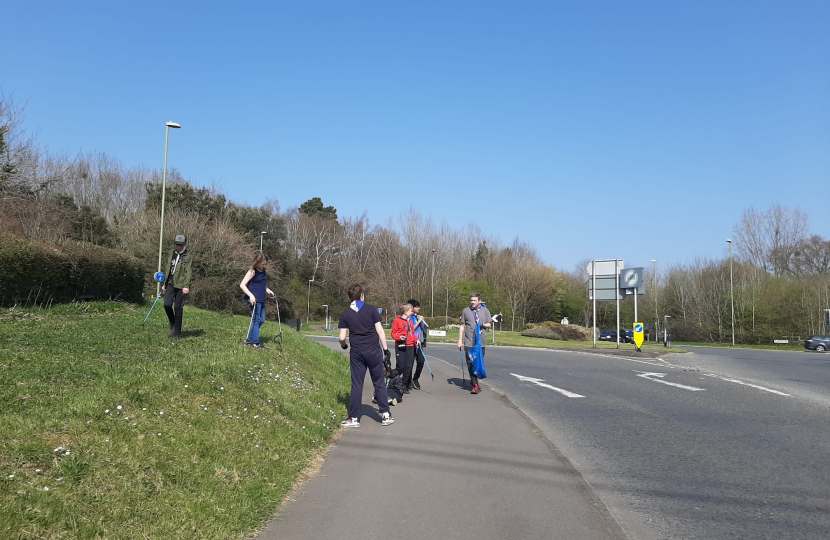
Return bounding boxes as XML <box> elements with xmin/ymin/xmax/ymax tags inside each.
<box><xmin>468</xmin><ymin>322</ymin><xmax>487</xmax><ymax>379</ymax></box>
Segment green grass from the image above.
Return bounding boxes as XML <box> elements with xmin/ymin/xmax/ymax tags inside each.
<box><xmin>487</xmin><ymin>331</ymin><xmax>687</xmax><ymax>353</ymax></box>
<box><xmin>671</xmin><ymin>340</ymin><xmax>804</xmax><ymax>352</ymax></box>
<box><xmin>0</xmin><ymin>301</ymin><xmax>350</xmax><ymax>540</ymax></box>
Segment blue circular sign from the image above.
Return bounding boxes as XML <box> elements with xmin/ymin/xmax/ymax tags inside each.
<box><xmin>634</xmin><ymin>323</ymin><xmax>643</xmax><ymax>332</ymax></box>
<box><xmin>154</xmin><ymin>271</ymin><xmax>166</xmax><ymax>283</ymax></box>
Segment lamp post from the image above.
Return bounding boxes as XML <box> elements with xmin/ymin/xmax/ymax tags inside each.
<box><xmin>664</xmin><ymin>315</ymin><xmax>671</xmax><ymax>347</ymax></box>
<box><xmin>650</xmin><ymin>259</ymin><xmax>657</xmax><ymax>341</ymax></box>
<box><xmin>155</xmin><ymin>121</ymin><xmax>181</xmax><ymax>299</ymax></box>
<box><xmin>260</xmin><ymin>231</ymin><xmax>267</xmax><ymax>252</ymax></box>
<box><xmin>431</xmin><ymin>248</ymin><xmax>436</xmax><ymax>318</ymax></box>
<box><xmin>727</xmin><ymin>239</ymin><xmax>735</xmax><ymax>346</ymax></box>
<box><xmin>322</xmin><ymin>304</ymin><xmax>329</xmax><ymax>330</ymax></box>
<box><xmin>307</xmin><ymin>278</ymin><xmax>314</xmax><ymax>324</ymax></box>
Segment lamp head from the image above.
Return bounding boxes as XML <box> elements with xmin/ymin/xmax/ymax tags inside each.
<box><xmin>726</xmin><ymin>239</ymin><xmax>732</xmax><ymax>243</ymax></box>
<box><xmin>166</xmin><ymin>122</ymin><xmax>181</xmax><ymax>129</ymax></box>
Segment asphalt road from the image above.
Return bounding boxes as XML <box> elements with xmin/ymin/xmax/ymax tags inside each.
<box><xmin>421</xmin><ymin>342</ymin><xmax>830</xmax><ymax>540</ymax></box>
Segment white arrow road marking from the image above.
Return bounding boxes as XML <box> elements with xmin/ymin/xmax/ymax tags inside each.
<box><xmin>702</xmin><ymin>374</ymin><xmax>791</xmax><ymax>396</ymax></box>
<box><xmin>510</xmin><ymin>373</ymin><xmax>585</xmax><ymax>398</ymax></box>
<box><xmin>633</xmin><ymin>371</ymin><xmax>706</xmax><ymax>391</ymax></box>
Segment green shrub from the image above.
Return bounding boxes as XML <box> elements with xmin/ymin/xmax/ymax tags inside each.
<box><xmin>521</xmin><ymin>324</ymin><xmax>590</xmax><ymax>342</ymax></box>
<box><xmin>521</xmin><ymin>326</ymin><xmax>562</xmax><ymax>340</ymax></box>
<box><xmin>523</xmin><ymin>323</ymin><xmax>536</xmax><ymax>330</ymax></box>
<box><xmin>0</xmin><ymin>235</ymin><xmax>144</xmax><ymax>306</ymax></box>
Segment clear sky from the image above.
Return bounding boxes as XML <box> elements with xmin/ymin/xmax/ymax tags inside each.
<box><xmin>4</xmin><ymin>1</ymin><xmax>829</xmax><ymax>273</ymax></box>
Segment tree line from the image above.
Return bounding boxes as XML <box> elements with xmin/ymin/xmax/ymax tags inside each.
<box><xmin>3</xmin><ymin>95</ymin><xmax>828</xmax><ymax>342</ymax></box>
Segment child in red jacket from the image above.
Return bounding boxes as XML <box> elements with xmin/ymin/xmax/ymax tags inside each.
<box><xmin>391</xmin><ymin>303</ymin><xmax>417</xmax><ymax>393</ymax></box>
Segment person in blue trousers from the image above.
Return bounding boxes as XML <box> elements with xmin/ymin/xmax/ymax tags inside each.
<box><xmin>239</xmin><ymin>252</ymin><xmax>274</xmax><ymax>349</ymax></box>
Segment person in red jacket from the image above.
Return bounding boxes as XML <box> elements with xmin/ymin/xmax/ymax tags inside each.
<box><xmin>391</xmin><ymin>303</ymin><xmax>418</xmax><ymax>394</ymax></box>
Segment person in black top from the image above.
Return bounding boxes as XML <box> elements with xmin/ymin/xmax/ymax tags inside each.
<box><xmin>162</xmin><ymin>234</ymin><xmax>193</xmax><ymax>339</ymax></box>
<box><xmin>337</xmin><ymin>284</ymin><xmax>394</xmax><ymax>428</ymax></box>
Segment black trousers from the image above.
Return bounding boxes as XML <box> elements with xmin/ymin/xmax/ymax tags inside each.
<box><xmin>463</xmin><ymin>346</ymin><xmax>485</xmax><ymax>386</ymax></box>
<box><xmin>163</xmin><ymin>286</ymin><xmax>186</xmax><ymax>335</ymax></box>
<box><xmin>395</xmin><ymin>346</ymin><xmax>415</xmax><ymax>388</ymax></box>
<box><xmin>413</xmin><ymin>347</ymin><xmax>425</xmax><ymax>381</ymax></box>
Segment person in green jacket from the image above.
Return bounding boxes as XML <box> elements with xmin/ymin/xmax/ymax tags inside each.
<box><xmin>162</xmin><ymin>234</ymin><xmax>193</xmax><ymax>339</ymax></box>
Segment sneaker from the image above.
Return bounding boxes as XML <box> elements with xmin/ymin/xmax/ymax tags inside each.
<box><xmin>403</xmin><ymin>387</ymin><xmax>411</xmax><ymax>394</ymax></box>
<box><xmin>471</xmin><ymin>384</ymin><xmax>481</xmax><ymax>394</ymax></box>
<box><xmin>412</xmin><ymin>379</ymin><xmax>421</xmax><ymax>390</ymax></box>
<box><xmin>340</xmin><ymin>417</ymin><xmax>360</xmax><ymax>428</ymax></box>
<box><xmin>251</xmin><ymin>343</ymin><xmax>268</xmax><ymax>350</ymax></box>
<box><xmin>169</xmin><ymin>327</ymin><xmax>176</xmax><ymax>338</ymax></box>
<box><xmin>371</xmin><ymin>397</ymin><xmax>377</xmax><ymax>404</ymax></box>
<box><xmin>390</xmin><ymin>398</ymin><xmax>398</xmax><ymax>406</ymax></box>
<box><xmin>381</xmin><ymin>412</ymin><xmax>395</xmax><ymax>426</ymax></box>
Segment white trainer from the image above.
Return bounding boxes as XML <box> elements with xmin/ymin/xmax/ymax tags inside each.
<box><xmin>340</xmin><ymin>417</ymin><xmax>360</xmax><ymax>428</ymax></box>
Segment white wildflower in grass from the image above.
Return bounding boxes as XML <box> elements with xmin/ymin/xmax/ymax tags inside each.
<box><xmin>253</xmin><ymin>415</ymin><xmax>259</xmax><ymax>419</ymax></box>
<box><xmin>8</xmin><ymin>474</ymin><xmax>14</xmax><ymax>479</ymax></box>
<box><xmin>64</xmin><ymin>451</ymin><xmax>70</xmax><ymax>456</ymax></box>
<box><xmin>255</xmin><ymin>445</ymin><xmax>259</xmax><ymax>448</ymax></box>
<box><xmin>204</xmin><ymin>407</ymin><xmax>208</xmax><ymax>411</ymax></box>
<box><xmin>124</xmin><ymin>417</ymin><xmax>129</xmax><ymax>420</ymax></box>
<box><xmin>184</xmin><ymin>385</ymin><xmax>188</xmax><ymax>388</ymax></box>
<box><xmin>35</xmin><ymin>469</ymin><xmax>41</xmax><ymax>473</ymax></box>
<box><xmin>44</xmin><ymin>486</ymin><xmax>49</xmax><ymax>491</ymax></box>
<box><xmin>56</xmin><ymin>477</ymin><xmax>63</xmax><ymax>482</ymax></box>
<box><xmin>105</xmin><ymin>439</ymin><xmax>109</xmax><ymax>442</ymax></box>
<box><xmin>105</xmin><ymin>409</ymin><xmax>110</xmax><ymax>414</ymax></box>
<box><xmin>117</xmin><ymin>405</ymin><xmax>122</xmax><ymax>410</ymax></box>
<box><xmin>142</xmin><ymin>408</ymin><xmax>147</xmax><ymax>411</ymax></box>
<box><xmin>159</xmin><ymin>411</ymin><xmax>163</xmax><ymax>415</ymax></box>
<box><xmin>158</xmin><ymin>433</ymin><xmax>162</xmax><ymax>436</ymax></box>
<box><xmin>220</xmin><ymin>387</ymin><xmax>224</xmax><ymax>390</ymax></box>
<box><xmin>243</xmin><ymin>408</ymin><xmax>247</xmax><ymax>411</ymax></box>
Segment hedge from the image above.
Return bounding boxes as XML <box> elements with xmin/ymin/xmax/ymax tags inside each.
<box><xmin>0</xmin><ymin>235</ymin><xmax>145</xmax><ymax>306</ymax></box>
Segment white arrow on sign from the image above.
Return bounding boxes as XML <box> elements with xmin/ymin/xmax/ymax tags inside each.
<box><xmin>633</xmin><ymin>371</ymin><xmax>706</xmax><ymax>391</ymax></box>
<box><xmin>510</xmin><ymin>373</ymin><xmax>585</xmax><ymax>398</ymax></box>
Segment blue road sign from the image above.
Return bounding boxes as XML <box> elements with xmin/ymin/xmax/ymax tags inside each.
<box><xmin>154</xmin><ymin>271</ymin><xmax>166</xmax><ymax>283</ymax></box>
<box><xmin>634</xmin><ymin>323</ymin><xmax>644</xmax><ymax>333</ymax></box>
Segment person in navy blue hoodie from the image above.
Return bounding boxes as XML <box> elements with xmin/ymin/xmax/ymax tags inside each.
<box><xmin>338</xmin><ymin>284</ymin><xmax>395</xmax><ymax>428</ymax></box>
<box><xmin>239</xmin><ymin>253</ymin><xmax>274</xmax><ymax>349</ymax></box>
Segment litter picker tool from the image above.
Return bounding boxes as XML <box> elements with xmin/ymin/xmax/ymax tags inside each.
<box><xmin>142</xmin><ymin>294</ymin><xmax>161</xmax><ymax>327</ymax></box>
<box><xmin>418</xmin><ymin>348</ymin><xmax>434</xmax><ymax>381</ymax></box>
<box><xmin>459</xmin><ymin>348</ymin><xmax>466</xmax><ymax>388</ymax></box>
<box><xmin>243</xmin><ymin>302</ymin><xmax>256</xmax><ymax>343</ymax></box>
<box><xmin>272</xmin><ymin>294</ymin><xmax>283</xmax><ymax>344</ymax></box>
<box><xmin>142</xmin><ymin>271</ymin><xmax>167</xmax><ymax>327</ymax></box>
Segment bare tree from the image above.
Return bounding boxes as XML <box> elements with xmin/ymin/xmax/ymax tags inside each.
<box><xmin>733</xmin><ymin>204</ymin><xmax>809</xmax><ymax>276</ymax></box>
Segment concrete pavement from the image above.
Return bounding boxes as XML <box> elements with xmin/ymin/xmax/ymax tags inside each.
<box><xmin>259</xmin><ymin>339</ymin><xmax>628</xmax><ymax>540</ymax></box>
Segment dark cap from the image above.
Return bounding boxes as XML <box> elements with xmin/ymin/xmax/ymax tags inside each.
<box><xmin>174</xmin><ymin>234</ymin><xmax>187</xmax><ymax>244</ymax></box>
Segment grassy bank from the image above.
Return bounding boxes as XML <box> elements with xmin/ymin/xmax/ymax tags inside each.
<box><xmin>0</xmin><ymin>302</ymin><xmax>350</xmax><ymax>540</ymax></box>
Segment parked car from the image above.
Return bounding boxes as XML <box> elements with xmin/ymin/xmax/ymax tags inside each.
<box><xmin>804</xmin><ymin>336</ymin><xmax>830</xmax><ymax>352</ymax></box>
<box><xmin>622</xmin><ymin>329</ymin><xmax>634</xmax><ymax>344</ymax></box>
<box><xmin>599</xmin><ymin>330</ymin><xmax>616</xmax><ymax>341</ymax></box>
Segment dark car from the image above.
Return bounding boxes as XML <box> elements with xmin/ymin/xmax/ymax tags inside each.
<box><xmin>621</xmin><ymin>329</ymin><xmax>634</xmax><ymax>344</ymax></box>
<box><xmin>804</xmin><ymin>336</ymin><xmax>830</xmax><ymax>352</ymax></box>
<box><xmin>599</xmin><ymin>330</ymin><xmax>616</xmax><ymax>341</ymax></box>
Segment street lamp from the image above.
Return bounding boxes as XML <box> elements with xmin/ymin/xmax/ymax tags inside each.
<box><xmin>664</xmin><ymin>315</ymin><xmax>671</xmax><ymax>347</ymax></box>
<box><xmin>431</xmin><ymin>249</ymin><xmax>436</xmax><ymax>318</ymax></box>
<box><xmin>260</xmin><ymin>231</ymin><xmax>267</xmax><ymax>251</ymax></box>
<box><xmin>155</xmin><ymin>121</ymin><xmax>181</xmax><ymax>299</ymax></box>
<box><xmin>727</xmin><ymin>239</ymin><xmax>735</xmax><ymax>346</ymax></box>
<box><xmin>322</xmin><ymin>304</ymin><xmax>329</xmax><ymax>330</ymax></box>
<box><xmin>650</xmin><ymin>259</ymin><xmax>657</xmax><ymax>341</ymax></box>
<box><xmin>307</xmin><ymin>278</ymin><xmax>314</xmax><ymax>324</ymax></box>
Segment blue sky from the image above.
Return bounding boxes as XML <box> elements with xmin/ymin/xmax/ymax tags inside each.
<box><xmin>4</xmin><ymin>1</ymin><xmax>829</xmax><ymax>273</ymax></box>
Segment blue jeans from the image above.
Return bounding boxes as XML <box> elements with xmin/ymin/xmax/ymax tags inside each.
<box><xmin>247</xmin><ymin>302</ymin><xmax>265</xmax><ymax>343</ymax></box>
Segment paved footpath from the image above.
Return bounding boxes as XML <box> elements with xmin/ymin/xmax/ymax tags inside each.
<box><xmin>259</xmin><ymin>339</ymin><xmax>628</xmax><ymax>540</ymax></box>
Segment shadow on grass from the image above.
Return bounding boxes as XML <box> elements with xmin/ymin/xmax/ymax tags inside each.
<box><xmin>180</xmin><ymin>329</ymin><xmax>206</xmax><ymax>338</ymax></box>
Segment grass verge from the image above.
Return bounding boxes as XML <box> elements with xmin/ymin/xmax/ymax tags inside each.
<box><xmin>0</xmin><ymin>301</ymin><xmax>350</xmax><ymax>540</ymax></box>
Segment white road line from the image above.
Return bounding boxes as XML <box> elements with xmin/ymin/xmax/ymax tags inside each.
<box><xmin>702</xmin><ymin>374</ymin><xmax>791</xmax><ymax>396</ymax></box>
<box><xmin>633</xmin><ymin>370</ymin><xmax>706</xmax><ymax>391</ymax></box>
<box><xmin>510</xmin><ymin>373</ymin><xmax>585</xmax><ymax>398</ymax></box>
